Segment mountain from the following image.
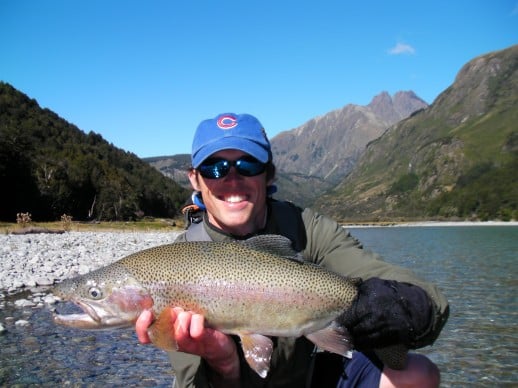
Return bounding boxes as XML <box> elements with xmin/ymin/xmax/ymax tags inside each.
<box><xmin>313</xmin><ymin>45</ymin><xmax>518</xmax><ymax>221</ymax></box>
<box><xmin>270</xmin><ymin>91</ymin><xmax>427</xmax><ymax>205</ymax></box>
<box><xmin>272</xmin><ymin>91</ymin><xmax>427</xmax><ymax>183</ymax></box>
<box><xmin>0</xmin><ymin>82</ymin><xmax>189</xmax><ymax>222</ymax></box>
<box><xmin>143</xmin><ymin>154</ymin><xmax>192</xmax><ymax>189</ymax></box>
<box><xmin>145</xmin><ymin>92</ymin><xmax>427</xmax><ymax>207</ymax></box>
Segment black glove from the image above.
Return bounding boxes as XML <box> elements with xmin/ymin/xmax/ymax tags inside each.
<box><xmin>340</xmin><ymin>277</ymin><xmax>434</xmax><ymax>351</ymax></box>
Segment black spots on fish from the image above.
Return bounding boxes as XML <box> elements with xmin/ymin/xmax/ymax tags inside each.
<box><xmin>53</xmin><ymin>262</ymin><xmax>132</xmax><ymax>301</ymax></box>
<box><xmin>241</xmin><ymin>235</ymin><xmax>298</xmax><ymax>258</ymax></box>
<box><xmin>111</xmin><ymin>240</ymin><xmax>360</xmax><ymax>316</ymax></box>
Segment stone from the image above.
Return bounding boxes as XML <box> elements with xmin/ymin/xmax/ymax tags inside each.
<box><xmin>14</xmin><ymin>299</ymin><xmax>36</xmax><ymax>308</ymax></box>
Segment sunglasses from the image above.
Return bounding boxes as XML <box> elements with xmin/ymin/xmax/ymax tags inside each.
<box><xmin>198</xmin><ymin>156</ymin><xmax>267</xmax><ymax>179</ymax></box>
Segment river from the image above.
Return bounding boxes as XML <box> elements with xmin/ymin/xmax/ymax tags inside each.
<box><xmin>1</xmin><ymin>225</ymin><xmax>517</xmax><ymax>386</ymax></box>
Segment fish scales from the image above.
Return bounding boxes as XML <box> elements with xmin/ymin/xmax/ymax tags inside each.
<box><xmin>52</xmin><ymin>235</ymin><xmax>408</xmax><ymax>377</ymax></box>
<box><xmin>117</xmin><ymin>241</ymin><xmax>358</xmax><ymax>334</ymax></box>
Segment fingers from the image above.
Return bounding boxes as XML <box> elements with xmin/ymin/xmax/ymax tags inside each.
<box><xmin>135</xmin><ymin>309</ymin><xmax>154</xmax><ymax>344</ymax></box>
<box><xmin>173</xmin><ymin>307</ymin><xmax>205</xmax><ymax>341</ymax></box>
<box><xmin>137</xmin><ymin>306</ymin><xmax>228</xmax><ymax>360</ymax></box>
<box><xmin>189</xmin><ymin>312</ymin><xmax>206</xmax><ymax>338</ymax></box>
<box><xmin>168</xmin><ymin>308</ymin><xmax>239</xmax><ymax>377</ymax></box>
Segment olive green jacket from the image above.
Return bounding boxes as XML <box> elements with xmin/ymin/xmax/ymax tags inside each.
<box><xmin>168</xmin><ymin>201</ymin><xmax>449</xmax><ymax>387</ymax></box>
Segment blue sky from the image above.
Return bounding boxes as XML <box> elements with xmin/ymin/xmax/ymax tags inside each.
<box><xmin>1</xmin><ymin>1</ymin><xmax>517</xmax><ymax>158</ymax></box>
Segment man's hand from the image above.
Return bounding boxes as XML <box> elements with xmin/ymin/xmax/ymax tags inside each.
<box><xmin>135</xmin><ymin>307</ymin><xmax>240</xmax><ymax>380</ymax></box>
<box><xmin>341</xmin><ymin>278</ymin><xmax>435</xmax><ymax>351</ymax></box>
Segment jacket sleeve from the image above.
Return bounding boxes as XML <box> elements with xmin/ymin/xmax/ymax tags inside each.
<box><xmin>301</xmin><ymin>207</ymin><xmax>449</xmax><ymax>346</ymax></box>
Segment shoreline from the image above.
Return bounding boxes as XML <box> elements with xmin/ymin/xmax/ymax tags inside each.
<box><xmin>1</xmin><ymin>221</ymin><xmax>516</xmax><ymax>294</ymax></box>
<box><xmin>343</xmin><ymin>220</ymin><xmax>518</xmax><ymax>228</ymax></box>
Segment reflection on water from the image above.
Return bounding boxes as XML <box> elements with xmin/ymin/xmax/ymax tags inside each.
<box><xmin>1</xmin><ymin>226</ymin><xmax>517</xmax><ymax>386</ymax></box>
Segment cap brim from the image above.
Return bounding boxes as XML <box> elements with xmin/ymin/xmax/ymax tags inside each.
<box><xmin>192</xmin><ymin>137</ymin><xmax>270</xmax><ymax>168</ymax></box>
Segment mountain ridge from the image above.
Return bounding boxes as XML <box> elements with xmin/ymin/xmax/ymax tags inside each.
<box><xmin>146</xmin><ymin>91</ymin><xmax>428</xmax><ymax>206</ymax></box>
<box><xmin>313</xmin><ymin>45</ymin><xmax>518</xmax><ymax>221</ymax></box>
<box><xmin>271</xmin><ymin>90</ymin><xmax>428</xmax><ymax>184</ymax></box>
<box><xmin>4</xmin><ymin>45</ymin><xmax>515</xmax><ymax>222</ymax></box>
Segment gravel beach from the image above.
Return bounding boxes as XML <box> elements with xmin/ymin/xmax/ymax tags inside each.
<box><xmin>0</xmin><ymin>231</ymin><xmax>181</xmax><ymax>294</ymax></box>
<box><xmin>2</xmin><ymin>221</ymin><xmax>516</xmax><ymax>293</ymax></box>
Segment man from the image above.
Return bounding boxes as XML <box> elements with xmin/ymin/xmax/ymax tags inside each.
<box><xmin>136</xmin><ymin>113</ymin><xmax>449</xmax><ymax>387</ymax></box>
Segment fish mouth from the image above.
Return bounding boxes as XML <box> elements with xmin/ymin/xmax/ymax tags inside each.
<box><xmin>75</xmin><ymin>300</ymin><xmax>102</xmax><ymax>322</ymax></box>
<box><xmin>52</xmin><ymin>298</ymin><xmax>135</xmax><ymax>330</ymax></box>
<box><xmin>52</xmin><ymin>300</ymin><xmax>102</xmax><ymax>329</ymax></box>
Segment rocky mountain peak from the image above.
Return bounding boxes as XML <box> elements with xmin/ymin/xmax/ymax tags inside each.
<box><xmin>271</xmin><ymin>90</ymin><xmax>428</xmax><ymax>188</ymax></box>
<box><xmin>312</xmin><ymin>44</ymin><xmax>518</xmax><ymax>221</ymax></box>
<box><xmin>368</xmin><ymin>91</ymin><xmax>427</xmax><ymax>124</ymax></box>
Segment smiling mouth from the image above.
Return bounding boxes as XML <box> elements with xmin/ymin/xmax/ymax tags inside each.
<box><xmin>221</xmin><ymin>194</ymin><xmax>248</xmax><ymax>203</ymax></box>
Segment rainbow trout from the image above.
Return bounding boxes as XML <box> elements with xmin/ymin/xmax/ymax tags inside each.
<box><xmin>52</xmin><ymin>235</ymin><xmax>407</xmax><ymax>377</ymax></box>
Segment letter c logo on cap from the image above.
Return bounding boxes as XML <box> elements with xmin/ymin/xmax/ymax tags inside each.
<box><xmin>217</xmin><ymin>115</ymin><xmax>238</xmax><ymax>129</ymax></box>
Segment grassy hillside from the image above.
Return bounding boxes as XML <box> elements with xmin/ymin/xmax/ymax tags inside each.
<box><xmin>314</xmin><ymin>45</ymin><xmax>518</xmax><ymax>222</ymax></box>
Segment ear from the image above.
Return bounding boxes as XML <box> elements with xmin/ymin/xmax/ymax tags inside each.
<box><xmin>188</xmin><ymin>169</ymin><xmax>201</xmax><ymax>191</ymax></box>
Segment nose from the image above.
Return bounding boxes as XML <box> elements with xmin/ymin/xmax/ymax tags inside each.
<box><xmin>223</xmin><ymin>166</ymin><xmax>243</xmax><ymax>181</ymax></box>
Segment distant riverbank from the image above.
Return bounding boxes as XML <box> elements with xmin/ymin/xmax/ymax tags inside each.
<box><xmin>343</xmin><ymin>220</ymin><xmax>518</xmax><ymax>228</ymax></box>
<box><xmin>2</xmin><ymin>221</ymin><xmax>517</xmax><ymax>292</ymax></box>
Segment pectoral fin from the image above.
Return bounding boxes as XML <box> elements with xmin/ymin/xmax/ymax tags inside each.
<box><xmin>238</xmin><ymin>333</ymin><xmax>274</xmax><ymax>378</ymax></box>
<box><xmin>305</xmin><ymin>323</ymin><xmax>353</xmax><ymax>356</ymax></box>
<box><xmin>147</xmin><ymin>308</ymin><xmax>178</xmax><ymax>351</ymax></box>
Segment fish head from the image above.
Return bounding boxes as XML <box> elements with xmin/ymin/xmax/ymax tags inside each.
<box><xmin>52</xmin><ymin>263</ymin><xmax>154</xmax><ymax>330</ymax></box>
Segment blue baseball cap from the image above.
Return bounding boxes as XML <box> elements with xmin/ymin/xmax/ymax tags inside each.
<box><xmin>192</xmin><ymin>113</ymin><xmax>272</xmax><ymax>168</ymax></box>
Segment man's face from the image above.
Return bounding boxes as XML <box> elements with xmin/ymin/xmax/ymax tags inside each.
<box><xmin>188</xmin><ymin>149</ymin><xmax>272</xmax><ymax>236</ymax></box>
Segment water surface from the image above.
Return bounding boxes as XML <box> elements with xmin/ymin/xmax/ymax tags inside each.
<box><xmin>1</xmin><ymin>226</ymin><xmax>516</xmax><ymax>386</ymax></box>
<box><xmin>349</xmin><ymin>225</ymin><xmax>518</xmax><ymax>386</ymax></box>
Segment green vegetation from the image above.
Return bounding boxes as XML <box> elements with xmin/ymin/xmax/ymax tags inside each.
<box><xmin>313</xmin><ymin>45</ymin><xmax>518</xmax><ymax>222</ymax></box>
<box><xmin>0</xmin><ymin>82</ymin><xmax>189</xmax><ymax>222</ymax></box>
<box><xmin>427</xmin><ymin>156</ymin><xmax>518</xmax><ymax>220</ymax></box>
<box><xmin>389</xmin><ymin>173</ymin><xmax>419</xmax><ymax>194</ymax></box>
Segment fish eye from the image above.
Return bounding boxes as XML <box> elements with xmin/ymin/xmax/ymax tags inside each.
<box><xmin>88</xmin><ymin>287</ymin><xmax>103</xmax><ymax>300</ymax></box>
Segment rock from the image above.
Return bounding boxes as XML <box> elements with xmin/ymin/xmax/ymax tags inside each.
<box><xmin>43</xmin><ymin>294</ymin><xmax>59</xmax><ymax>304</ymax></box>
<box><xmin>11</xmin><ymin>280</ymin><xmax>25</xmax><ymax>289</ymax></box>
<box><xmin>35</xmin><ymin>277</ymin><xmax>55</xmax><ymax>286</ymax></box>
<box><xmin>15</xmin><ymin>319</ymin><xmax>30</xmax><ymax>327</ymax></box>
<box><xmin>0</xmin><ymin>231</ymin><xmax>180</xmax><ymax>293</ymax></box>
<box><xmin>25</xmin><ymin>278</ymin><xmax>37</xmax><ymax>287</ymax></box>
<box><xmin>14</xmin><ymin>299</ymin><xmax>36</xmax><ymax>308</ymax></box>
<box><xmin>0</xmin><ymin>323</ymin><xmax>6</xmax><ymax>333</ymax></box>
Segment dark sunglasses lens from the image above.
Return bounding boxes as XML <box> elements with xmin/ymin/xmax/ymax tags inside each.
<box><xmin>199</xmin><ymin>159</ymin><xmax>230</xmax><ymax>179</ymax></box>
<box><xmin>198</xmin><ymin>157</ymin><xmax>266</xmax><ymax>179</ymax></box>
<box><xmin>235</xmin><ymin>159</ymin><xmax>266</xmax><ymax>176</ymax></box>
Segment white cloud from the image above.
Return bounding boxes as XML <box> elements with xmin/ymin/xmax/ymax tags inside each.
<box><xmin>388</xmin><ymin>42</ymin><xmax>416</xmax><ymax>55</ymax></box>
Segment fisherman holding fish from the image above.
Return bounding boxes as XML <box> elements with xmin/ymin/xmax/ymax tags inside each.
<box><xmin>131</xmin><ymin>113</ymin><xmax>449</xmax><ymax>387</ymax></box>
<box><xmin>52</xmin><ymin>113</ymin><xmax>448</xmax><ymax>387</ymax></box>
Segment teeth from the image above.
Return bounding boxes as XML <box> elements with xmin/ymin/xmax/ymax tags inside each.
<box><xmin>225</xmin><ymin>195</ymin><xmax>246</xmax><ymax>203</ymax></box>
